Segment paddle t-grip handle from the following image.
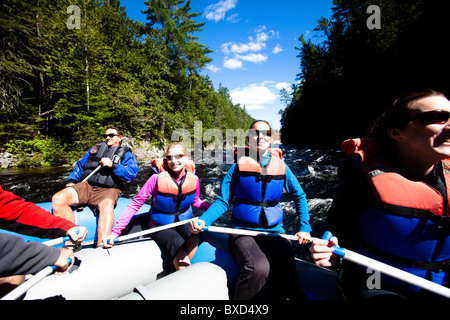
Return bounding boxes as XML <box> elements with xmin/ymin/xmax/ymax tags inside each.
<box><xmin>322</xmin><ymin>231</ymin><xmax>333</xmax><ymax>241</ymax></box>
<box><xmin>321</xmin><ymin>231</ymin><xmax>345</xmax><ymax>258</ymax></box>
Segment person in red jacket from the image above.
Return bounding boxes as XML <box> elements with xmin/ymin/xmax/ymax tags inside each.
<box><xmin>0</xmin><ymin>184</ymin><xmax>86</xmax><ymax>240</ymax></box>
<box><xmin>0</xmin><ymin>184</ymin><xmax>87</xmax><ymax>297</ymax></box>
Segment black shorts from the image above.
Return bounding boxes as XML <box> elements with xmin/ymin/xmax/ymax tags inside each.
<box><xmin>150</xmin><ymin>224</ymin><xmax>193</xmax><ymax>259</ymax></box>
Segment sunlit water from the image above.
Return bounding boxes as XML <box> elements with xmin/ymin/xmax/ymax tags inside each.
<box><xmin>0</xmin><ymin>145</ymin><xmax>345</xmax><ymax>261</ymax></box>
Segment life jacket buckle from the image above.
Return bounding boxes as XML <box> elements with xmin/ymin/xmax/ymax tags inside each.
<box><xmin>259</xmin><ymin>174</ymin><xmax>273</xmax><ymax>182</ymax></box>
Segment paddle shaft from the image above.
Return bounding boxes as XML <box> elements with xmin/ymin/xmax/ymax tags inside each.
<box><xmin>43</xmin><ymin>236</ymin><xmax>70</xmax><ymax>247</ymax></box>
<box><xmin>112</xmin><ymin>217</ymin><xmax>196</xmax><ymax>243</ymax></box>
<box><xmin>87</xmin><ymin>218</ymin><xmax>196</xmax><ymax>246</ymax></box>
<box><xmin>44</xmin><ymin>216</ymin><xmax>195</xmax><ymax>248</ymax></box>
<box><xmin>41</xmin><ymin>165</ymin><xmax>106</xmax><ymax>246</ymax></box>
<box><xmin>203</xmin><ymin>227</ymin><xmax>450</xmax><ymax>298</ymax></box>
<box><xmin>203</xmin><ymin>225</ymin><xmax>299</xmax><ymax>241</ymax></box>
<box><xmin>1</xmin><ymin>258</ymin><xmax>72</xmax><ymax>300</ymax></box>
<box><xmin>43</xmin><ymin>230</ymin><xmax>80</xmax><ymax>247</ymax></box>
<box><xmin>322</xmin><ymin>232</ymin><xmax>450</xmax><ymax>299</ymax></box>
<box><xmin>81</xmin><ymin>154</ymin><xmax>122</xmax><ymax>183</ymax></box>
<box><xmin>44</xmin><ymin>163</ymin><xmax>103</xmax><ymax>245</ymax></box>
<box><xmin>81</xmin><ymin>164</ymin><xmax>102</xmax><ymax>183</ymax></box>
<box><xmin>43</xmin><ymin>155</ymin><xmax>128</xmax><ymax>246</ymax></box>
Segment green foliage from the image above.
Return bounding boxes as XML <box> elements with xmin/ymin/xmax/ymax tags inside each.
<box><xmin>6</xmin><ymin>138</ymin><xmax>82</xmax><ymax>167</ymax></box>
<box><xmin>0</xmin><ymin>0</ymin><xmax>254</xmax><ymax>165</ymax></box>
<box><xmin>281</xmin><ymin>0</ymin><xmax>450</xmax><ymax>146</ymax></box>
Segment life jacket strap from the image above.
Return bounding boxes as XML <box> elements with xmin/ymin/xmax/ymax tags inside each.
<box><xmin>361</xmin><ymin>239</ymin><xmax>450</xmax><ymax>272</ymax></box>
<box><xmin>376</xmin><ymin>201</ymin><xmax>450</xmax><ymax>229</ymax></box>
<box><xmin>235</xmin><ymin>197</ymin><xmax>279</xmax><ymax>207</ymax></box>
<box><xmin>423</xmin><ymin>211</ymin><xmax>450</xmax><ymax>228</ymax></box>
<box><xmin>151</xmin><ymin>205</ymin><xmax>191</xmax><ymax>216</ymax></box>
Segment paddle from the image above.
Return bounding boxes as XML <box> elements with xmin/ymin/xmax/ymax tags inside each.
<box><xmin>42</xmin><ymin>229</ymin><xmax>82</xmax><ymax>247</ymax></box>
<box><xmin>1</xmin><ymin>258</ymin><xmax>73</xmax><ymax>300</ymax></box>
<box><xmin>321</xmin><ymin>231</ymin><xmax>450</xmax><ymax>299</ymax></box>
<box><xmin>81</xmin><ymin>165</ymin><xmax>102</xmax><ymax>183</ymax></box>
<box><xmin>81</xmin><ymin>145</ymin><xmax>125</xmax><ymax>183</ymax></box>
<box><xmin>201</xmin><ymin>225</ymin><xmax>300</xmax><ymax>241</ymax></box>
<box><xmin>105</xmin><ymin>217</ymin><xmax>196</xmax><ymax>246</ymax></box>
<box><xmin>44</xmin><ymin>216</ymin><xmax>195</xmax><ymax>248</ymax></box>
<box><xmin>43</xmin><ymin>235</ymin><xmax>72</xmax><ymax>247</ymax></box>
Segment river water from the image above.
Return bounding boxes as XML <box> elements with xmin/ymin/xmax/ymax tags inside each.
<box><xmin>0</xmin><ymin>145</ymin><xmax>345</xmax><ymax>261</ymax></box>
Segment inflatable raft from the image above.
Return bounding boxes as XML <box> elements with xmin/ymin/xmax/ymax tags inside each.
<box><xmin>1</xmin><ymin>198</ymin><xmax>341</xmax><ymax>300</ymax></box>
<box><xmin>0</xmin><ymin>198</ymin><xmax>151</xmax><ymax>245</ymax></box>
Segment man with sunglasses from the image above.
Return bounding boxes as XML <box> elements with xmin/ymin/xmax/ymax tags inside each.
<box><xmin>52</xmin><ymin>126</ymin><xmax>139</xmax><ymax>247</ymax></box>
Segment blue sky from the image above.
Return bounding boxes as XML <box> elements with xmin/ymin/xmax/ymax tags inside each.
<box><xmin>120</xmin><ymin>0</ymin><xmax>334</xmax><ymax>130</ymax></box>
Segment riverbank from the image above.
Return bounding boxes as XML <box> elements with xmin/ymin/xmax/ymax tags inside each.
<box><xmin>0</xmin><ymin>137</ymin><xmax>166</xmax><ymax>169</ymax></box>
<box><xmin>0</xmin><ymin>151</ymin><xmax>16</xmax><ymax>169</ymax></box>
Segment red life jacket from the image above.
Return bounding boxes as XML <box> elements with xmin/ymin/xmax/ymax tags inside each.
<box><xmin>342</xmin><ymin>138</ymin><xmax>450</xmax><ymax>217</ymax></box>
<box><xmin>149</xmin><ymin>158</ymin><xmax>197</xmax><ymax>225</ymax></box>
<box><xmin>342</xmin><ymin>138</ymin><xmax>450</xmax><ymax>290</ymax></box>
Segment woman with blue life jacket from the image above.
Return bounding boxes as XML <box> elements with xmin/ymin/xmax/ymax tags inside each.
<box><xmin>310</xmin><ymin>89</ymin><xmax>450</xmax><ymax>300</ymax></box>
<box><xmin>190</xmin><ymin>120</ymin><xmax>311</xmax><ymax>300</ymax></box>
<box><xmin>104</xmin><ymin>142</ymin><xmax>210</xmax><ymax>270</ymax></box>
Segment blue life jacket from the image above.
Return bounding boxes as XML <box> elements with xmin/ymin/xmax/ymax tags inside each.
<box><xmin>232</xmin><ymin>148</ymin><xmax>286</xmax><ymax>228</ymax></box>
<box><xmin>342</xmin><ymin>138</ymin><xmax>450</xmax><ymax>293</ymax></box>
<box><xmin>80</xmin><ymin>142</ymin><xmax>130</xmax><ymax>189</ymax></box>
<box><xmin>149</xmin><ymin>169</ymin><xmax>198</xmax><ymax>225</ymax></box>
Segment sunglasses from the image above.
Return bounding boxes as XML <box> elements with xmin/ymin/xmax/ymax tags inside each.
<box><xmin>250</xmin><ymin>129</ymin><xmax>271</xmax><ymax>137</ymax></box>
<box><xmin>104</xmin><ymin>133</ymin><xmax>119</xmax><ymax>138</ymax></box>
<box><xmin>166</xmin><ymin>154</ymin><xmax>185</xmax><ymax>161</ymax></box>
<box><xmin>409</xmin><ymin>110</ymin><xmax>450</xmax><ymax>124</ymax></box>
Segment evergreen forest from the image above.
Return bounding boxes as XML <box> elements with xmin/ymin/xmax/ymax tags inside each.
<box><xmin>4</xmin><ymin>0</ymin><xmax>450</xmax><ymax>166</ymax></box>
<box><xmin>0</xmin><ymin>0</ymin><xmax>255</xmax><ymax>166</ymax></box>
<box><xmin>280</xmin><ymin>0</ymin><xmax>450</xmax><ymax>146</ymax></box>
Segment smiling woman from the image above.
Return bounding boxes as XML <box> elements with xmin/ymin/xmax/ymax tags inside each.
<box><xmin>311</xmin><ymin>89</ymin><xmax>450</xmax><ymax>300</ymax></box>
<box><xmin>105</xmin><ymin>141</ymin><xmax>211</xmax><ymax>271</ymax></box>
<box><xmin>370</xmin><ymin>89</ymin><xmax>450</xmax><ymax>179</ymax></box>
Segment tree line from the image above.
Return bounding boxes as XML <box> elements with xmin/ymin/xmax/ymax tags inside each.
<box><xmin>0</xmin><ymin>0</ymin><xmax>254</xmax><ymax>167</ymax></box>
<box><xmin>280</xmin><ymin>0</ymin><xmax>450</xmax><ymax>147</ymax></box>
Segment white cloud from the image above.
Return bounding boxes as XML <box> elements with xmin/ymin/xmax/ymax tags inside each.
<box><xmin>221</xmin><ymin>41</ymin><xmax>265</xmax><ymax>55</ymax></box>
<box><xmin>206</xmin><ymin>64</ymin><xmax>221</xmax><ymax>73</ymax></box>
<box><xmin>226</xmin><ymin>13</ymin><xmax>239</xmax><ymax>23</ymax></box>
<box><xmin>220</xmin><ymin>26</ymin><xmax>280</xmax><ymax>70</ymax></box>
<box><xmin>223</xmin><ymin>58</ymin><xmax>243</xmax><ymax>70</ymax></box>
<box><xmin>237</xmin><ymin>53</ymin><xmax>268</xmax><ymax>64</ymax></box>
<box><xmin>255</xmin><ymin>32</ymin><xmax>269</xmax><ymax>43</ymax></box>
<box><xmin>230</xmin><ymin>83</ymin><xmax>277</xmax><ymax>110</ymax></box>
<box><xmin>275</xmin><ymin>82</ymin><xmax>292</xmax><ymax>92</ymax></box>
<box><xmin>269</xmin><ymin>30</ymin><xmax>280</xmax><ymax>39</ymax></box>
<box><xmin>254</xmin><ymin>25</ymin><xmax>267</xmax><ymax>33</ymax></box>
<box><xmin>204</xmin><ymin>0</ymin><xmax>237</xmax><ymax>23</ymax></box>
<box><xmin>272</xmin><ymin>44</ymin><xmax>283</xmax><ymax>54</ymax></box>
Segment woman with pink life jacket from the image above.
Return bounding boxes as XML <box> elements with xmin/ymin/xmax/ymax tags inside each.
<box><xmin>104</xmin><ymin>142</ymin><xmax>210</xmax><ymax>270</ymax></box>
